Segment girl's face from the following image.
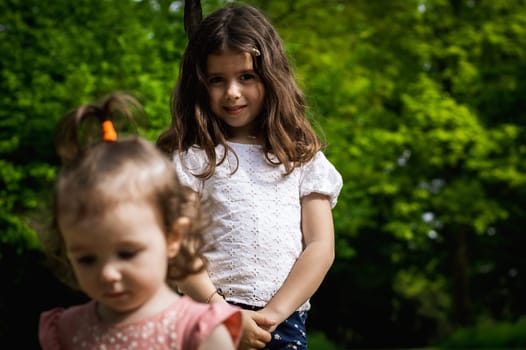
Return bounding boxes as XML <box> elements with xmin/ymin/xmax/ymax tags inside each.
<box><xmin>206</xmin><ymin>49</ymin><xmax>265</xmax><ymax>141</ymax></box>
<box><xmin>60</xmin><ymin>200</ymin><xmax>179</xmax><ymax>322</ymax></box>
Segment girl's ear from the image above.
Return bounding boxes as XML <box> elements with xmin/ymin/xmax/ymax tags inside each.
<box><xmin>167</xmin><ymin>216</ymin><xmax>191</xmax><ymax>258</ymax></box>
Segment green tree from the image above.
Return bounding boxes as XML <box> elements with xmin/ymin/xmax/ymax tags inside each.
<box><xmin>247</xmin><ymin>0</ymin><xmax>526</xmax><ymax>347</ymax></box>
<box><xmin>1</xmin><ymin>0</ymin><xmax>525</xmax><ymax>348</ymax></box>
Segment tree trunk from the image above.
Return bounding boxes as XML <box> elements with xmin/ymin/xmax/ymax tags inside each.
<box><xmin>449</xmin><ymin>228</ymin><xmax>474</xmax><ymax>325</ymax></box>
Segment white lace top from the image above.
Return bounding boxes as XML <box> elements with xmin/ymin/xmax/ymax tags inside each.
<box><xmin>173</xmin><ymin>142</ymin><xmax>343</xmax><ymax>311</ymax></box>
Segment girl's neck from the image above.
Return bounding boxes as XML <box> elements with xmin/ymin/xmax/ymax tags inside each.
<box><xmin>227</xmin><ymin>124</ymin><xmax>262</xmax><ymax>144</ymax></box>
<box><xmin>227</xmin><ymin>133</ymin><xmax>262</xmax><ymax>145</ymax></box>
<box><xmin>95</xmin><ymin>285</ymin><xmax>179</xmax><ymax>324</ymax></box>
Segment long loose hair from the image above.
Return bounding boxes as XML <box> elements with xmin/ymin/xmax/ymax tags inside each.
<box><xmin>157</xmin><ymin>5</ymin><xmax>322</xmax><ymax>178</ymax></box>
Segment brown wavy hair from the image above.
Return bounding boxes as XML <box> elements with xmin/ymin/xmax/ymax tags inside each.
<box><xmin>156</xmin><ymin>4</ymin><xmax>323</xmax><ymax>178</ymax></box>
<box><xmin>43</xmin><ymin>92</ymin><xmax>209</xmax><ymax>290</ymax></box>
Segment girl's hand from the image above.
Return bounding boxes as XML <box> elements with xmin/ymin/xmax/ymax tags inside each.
<box><xmin>238</xmin><ymin>310</ymin><xmax>275</xmax><ymax>350</ymax></box>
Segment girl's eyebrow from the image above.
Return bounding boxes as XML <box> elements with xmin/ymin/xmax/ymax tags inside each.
<box><xmin>207</xmin><ymin>69</ymin><xmax>256</xmax><ymax>76</ymax></box>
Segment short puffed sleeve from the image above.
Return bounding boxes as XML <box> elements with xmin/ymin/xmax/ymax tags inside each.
<box><xmin>172</xmin><ymin>147</ymin><xmax>207</xmax><ymax>192</ymax></box>
<box><xmin>176</xmin><ymin>296</ymin><xmax>242</xmax><ymax>350</ymax></box>
<box><xmin>39</xmin><ymin>308</ymin><xmax>65</xmax><ymax>350</ymax></box>
<box><xmin>193</xmin><ymin>302</ymin><xmax>243</xmax><ymax>348</ymax></box>
<box><xmin>300</xmin><ymin>151</ymin><xmax>343</xmax><ymax>208</ymax></box>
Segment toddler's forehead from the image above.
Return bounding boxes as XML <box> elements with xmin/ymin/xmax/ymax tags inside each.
<box><xmin>57</xmin><ymin>188</ymin><xmax>148</xmax><ymax>226</ymax></box>
<box><xmin>59</xmin><ymin>197</ymin><xmax>160</xmax><ymax>236</ymax></box>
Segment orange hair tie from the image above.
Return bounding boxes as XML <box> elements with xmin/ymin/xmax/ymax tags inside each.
<box><xmin>102</xmin><ymin>120</ymin><xmax>117</xmax><ymax>141</ymax></box>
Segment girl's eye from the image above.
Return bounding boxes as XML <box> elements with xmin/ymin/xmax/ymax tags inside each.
<box><xmin>118</xmin><ymin>250</ymin><xmax>138</xmax><ymax>260</ymax></box>
<box><xmin>76</xmin><ymin>256</ymin><xmax>96</xmax><ymax>266</ymax></box>
<box><xmin>240</xmin><ymin>73</ymin><xmax>255</xmax><ymax>81</ymax></box>
<box><xmin>207</xmin><ymin>76</ymin><xmax>223</xmax><ymax>85</ymax></box>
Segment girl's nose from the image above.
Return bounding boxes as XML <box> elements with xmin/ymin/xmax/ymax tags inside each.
<box><xmin>100</xmin><ymin>263</ymin><xmax>121</xmax><ymax>283</ymax></box>
<box><xmin>226</xmin><ymin>81</ymin><xmax>241</xmax><ymax>100</ymax></box>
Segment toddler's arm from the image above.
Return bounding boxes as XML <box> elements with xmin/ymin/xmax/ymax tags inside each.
<box><xmin>199</xmin><ymin>323</ymin><xmax>237</xmax><ymax>350</ymax></box>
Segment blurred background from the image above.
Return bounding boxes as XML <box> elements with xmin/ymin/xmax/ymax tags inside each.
<box><xmin>1</xmin><ymin>0</ymin><xmax>525</xmax><ymax>348</ymax></box>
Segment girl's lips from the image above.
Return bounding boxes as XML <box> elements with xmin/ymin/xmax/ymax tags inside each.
<box><xmin>224</xmin><ymin>105</ymin><xmax>246</xmax><ymax>114</ymax></box>
<box><xmin>104</xmin><ymin>291</ymin><xmax>127</xmax><ymax>298</ymax></box>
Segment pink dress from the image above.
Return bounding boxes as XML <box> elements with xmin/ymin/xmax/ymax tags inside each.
<box><xmin>38</xmin><ymin>295</ymin><xmax>242</xmax><ymax>350</ymax></box>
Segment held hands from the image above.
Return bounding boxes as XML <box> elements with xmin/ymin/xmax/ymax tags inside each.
<box><xmin>238</xmin><ymin>310</ymin><xmax>276</xmax><ymax>350</ymax></box>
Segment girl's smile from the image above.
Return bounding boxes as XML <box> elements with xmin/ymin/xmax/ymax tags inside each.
<box><xmin>224</xmin><ymin>105</ymin><xmax>247</xmax><ymax>115</ymax></box>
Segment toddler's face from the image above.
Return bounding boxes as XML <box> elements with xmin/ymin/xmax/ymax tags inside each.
<box><xmin>206</xmin><ymin>49</ymin><xmax>265</xmax><ymax>141</ymax></box>
<box><xmin>60</xmin><ymin>200</ymin><xmax>175</xmax><ymax>321</ymax></box>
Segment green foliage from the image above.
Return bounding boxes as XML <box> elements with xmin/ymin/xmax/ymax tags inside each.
<box><xmin>440</xmin><ymin>318</ymin><xmax>526</xmax><ymax>348</ymax></box>
<box><xmin>1</xmin><ymin>0</ymin><xmax>525</xmax><ymax>348</ymax></box>
<box><xmin>0</xmin><ymin>210</ymin><xmax>41</xmax><ymax>251</ymax></box>
<box><xmin>308</xmin><ymin>331</ymin><xmax>345</xmax><ymax>350</ymax></box>
<box><xmin>259</xmin><ymin>0</ymin><xmax>526</xmax><ymax>347</ymax></box>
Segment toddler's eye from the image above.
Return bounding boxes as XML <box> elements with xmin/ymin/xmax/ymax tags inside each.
<box><xmin>118</xmin><ymin>250</ymin><xmax>138</xmax><ymax>260</ymax></box>
<box><xmin>76</xmin><ymin>255</ymin><xmax>96</xmax><ymax>266</ymax></box>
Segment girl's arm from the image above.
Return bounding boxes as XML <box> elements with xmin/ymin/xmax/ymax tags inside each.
<box><xmin>176</xmin><ymin>267</ymin><xmax>225</xmax><ymax>303</ymax></box>
<box><xmin>260</xmin><ymin>192</ymin><xmax>335</xmax><ymax>328</ymax></box>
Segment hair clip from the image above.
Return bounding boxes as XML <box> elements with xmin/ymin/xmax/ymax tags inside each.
<box><xmin>251</xmin><ymin>47</ymin><xmax>261</xmax><ymax>57</ymax></box>
<box><xmin>102</xmin><ymin>120</ymin><xmax>117</xmax><ymax>141</ymax></box>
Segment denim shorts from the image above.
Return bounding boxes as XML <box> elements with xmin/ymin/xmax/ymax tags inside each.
<box><xmin>230</xmin><ymin>302</ymin><xmax>308</xmax><ymax>350</ymax></box>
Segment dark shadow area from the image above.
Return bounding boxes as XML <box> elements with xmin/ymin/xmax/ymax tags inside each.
<box><xmin>0</xmin><ymin>243</ymin><xmax>88</xmax><ymax>348</ymax></box>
